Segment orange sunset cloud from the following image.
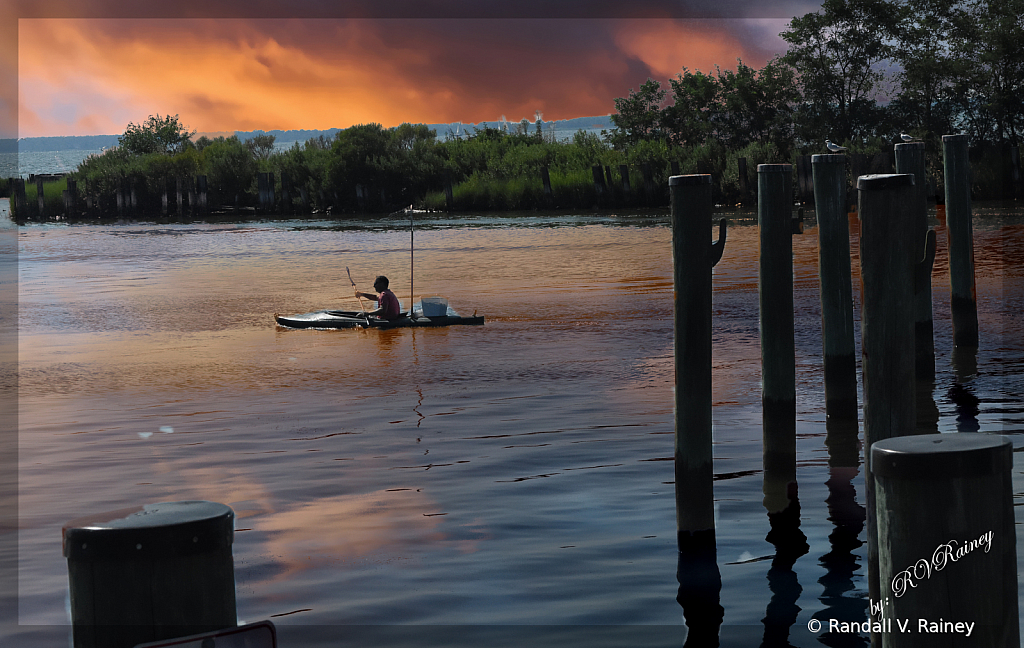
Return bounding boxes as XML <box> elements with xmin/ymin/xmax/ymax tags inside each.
<box><xmin>17</xmin><ymin>17</ymin><xmax>791</xmax><ymax>137</ymax></box>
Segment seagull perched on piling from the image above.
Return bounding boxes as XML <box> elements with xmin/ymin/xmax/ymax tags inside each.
<box><xmin>900</xmin><ymin>133</ymin><xmax>917</xmax><ymax>142</ymax></box>
<box><xmin>825</xmin><ymin>140</ymin><xmax>847</xmax><ymax>153</ymax></box>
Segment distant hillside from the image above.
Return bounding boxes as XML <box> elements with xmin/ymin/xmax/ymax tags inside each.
<box><xmin>14</xmin><ymin>115</ymin><xmax>617</xmax><ymax>152</ymax></box>
<box><xmin>15</xmin><ymin>135</ymin><xmax>120</xmax><ymax>152</ymax></box>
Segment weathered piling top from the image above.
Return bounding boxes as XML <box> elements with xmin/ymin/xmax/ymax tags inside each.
<box><xmin>895</xmin><ymin>142</ymin><xmax>925</xmax><ymax>151</ymax></box>
<box><xmin>63</xmin><ymin>500</ymin><xmax>234</xmax><ymax>561</ymax></box>
<box><xmin>870</xmin><ymin>433</ymin><xmax>1012</xmax><ymax>478</ymax></box>
<box><xmin>857</xmin><ymin>173</ymin><xmax>914</xmax><ymax>190</ymax></box>
<box><xmin>669</xmin><ymin>174</ymin><xmax>712</xmax><ymax>186</ymax></box>
<box><xmin>757</xmin><ymin>164</ymin><xmax>792</xmax><ymax>173</ymax></box>
<box><xmin>811</xmin><ymin>154</ymin><xmax>846</xmax><ymax>164</ymax></box>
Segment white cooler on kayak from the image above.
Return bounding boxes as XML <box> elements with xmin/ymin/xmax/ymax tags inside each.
<box><xmin>420</xmin><ymin>297</ymin><xmax>448</xmax><ymax>317</ymax></box>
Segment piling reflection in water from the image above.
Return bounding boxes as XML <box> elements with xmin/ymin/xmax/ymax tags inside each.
<box><xmin>676</xmin><ymin>531</ymin><xmax>724</xmax><ymax>646</ymax></box>
<box><xmin>816</xmin><ymin>416</ymin><xmax>869</xmax><ymax>647</ymax></box>
<box><xmin>761</xmin><ymin>407</ymin><xmax>809</xmax><ymax>648</ymax></box>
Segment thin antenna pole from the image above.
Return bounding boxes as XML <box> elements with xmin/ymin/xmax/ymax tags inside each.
<box><xmin>405</xmin><ymin>209</ymin><xmax>409</xmax><ymax>315</ymax></box>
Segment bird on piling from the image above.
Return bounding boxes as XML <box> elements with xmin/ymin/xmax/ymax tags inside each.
<box><xmin>825</xmin><ymin>140</ymin><xmax>847</xmax><ymax>153</ymax></box>
<box><xmin>900</xmin><ymin>133</ymin><xmax>918</xmax><ymax>142</ymax></box>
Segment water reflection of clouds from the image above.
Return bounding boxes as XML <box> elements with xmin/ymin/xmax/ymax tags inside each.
<box><xmin>252</xmin><ymin>489</ymin><xmax>446</xmax><ymax>581</ymax></box>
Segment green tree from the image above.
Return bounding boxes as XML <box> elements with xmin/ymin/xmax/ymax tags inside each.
<box><xmin>781</xmin><ymin>0</ymin><xmax>900</xmax><ymax>144</ymax></box>
<box><xmin>662</xmin><ymin>67</ymin><xmax>721</xmax><ymax>147</ymax></box>
<box><xmin>201</xmin><ymin>136</ymin><xmax>257</xmax><ymax>207</ymax></box>
<box><xmin>889</xmin><ymin>0</ymin><xmax>958</xmax><ymax>143</ymax></box>
<box><xmin>716</xmin><ymin>58</ymin><xmax>799</xmax><ymax>156</ymax></box>
<box><xmin>608</xmin><ymin>78</ymin><xmax>667</xmax><ymax>147</ymax></box>
<box><xmin>947</xmin><ymin>0</ymin><xmax>1024</xmax><ymax>143</ymax></box>
<box><xmin>245</xmin><ymin>133</ymin><xmax>277</xmax><ymax>161</ymax></box>
<box><xmin>118</xmin><ymin>114</ymin><xmax>196</xmax><ymax>155</ymax></box>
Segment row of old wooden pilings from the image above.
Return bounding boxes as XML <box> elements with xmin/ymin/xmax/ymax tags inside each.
<box><xmin>8</xmin><ymin>175</ymin><xmax>211</xmax><ymax>221</ymax></box>
<box><xmin>672</xmin><ymin>134</ymin><xmax>1017</xmax><ymax>647</ymax></box>
<box><xmin>10</xmin><ymin>172</ymin><xmax>298</xmax><ymax>221</ymax></box>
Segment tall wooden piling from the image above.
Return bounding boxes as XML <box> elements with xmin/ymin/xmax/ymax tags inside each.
<box><xmin>812</xmin><ymin>154</ymin><xmax>858</xmax><ymax>419</ymax></box>
<box><xmin>176</xmin><ymin>177</ymin><xmax>184</xmax><ymax>218</ymax></box>
<box><xmin>757</xmin><ymin>163</ymin><xmax>796</xmax><ymax>437</ymax></box>
<box><xmin>63</xmin><ymin>501</ymin><xmax>237</xmax><ymax>648</ymax></box>
<box><xmin>872</xmin><ymin>434</ymin><xmax>1018</xmax><ymax>647</ymax></box>
<box><xmin>942</xmin><ymin>134</ymin><xmax>978</xmax><ymax>347</ymax></box>
<box><xmin>671</xmin><ymin>174</ymin><xmax>727</xmax><ymax>540</ymax></box>
<box><xmin>857</xmin><ymin>173</ymin><xmax>918</xmax><ymax>634</ymax></box>
<box><xmin>895</xmin><ymin>142</ymin><xmax>936</xmax><ymax>380</ymax></box>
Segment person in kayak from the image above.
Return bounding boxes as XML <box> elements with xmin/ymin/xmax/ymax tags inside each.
<box><xmin>355</xmin><ymin>275</ymin><xmax>402</xmax><ymax>320</ymax></box>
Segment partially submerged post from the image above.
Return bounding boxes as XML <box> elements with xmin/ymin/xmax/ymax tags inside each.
<box><xmin>942</xmin><ymin>134</ymin><xmax>979</xmax><ymax>348</ymax></box>
<box><xmin>857</xmin><ymin>173</ymin><xmax>918</xmax><ymax>626</ymax></box>
<box><xmin>872</xmin><ymin>434</ymin><xmax>1018</xmax><ymax>647</ymax></box>
<box><xmin>811</xmin><ymin>154</ymin><xmax>857</xmax><ymax>419</ymax></box>
<box><xmin>758</xmin><ymin>164</ymin><xmax>796</xmax><ymax>492</ymax></box>
<box><xmin>670</xmin><ymin>174</ymin><xmax>727</xmax><ymax>544</ymax></box>
<box><xmin>63</xmin><ymin>500</ymin><xmax>237</xmax><ymax>648</ymax></box>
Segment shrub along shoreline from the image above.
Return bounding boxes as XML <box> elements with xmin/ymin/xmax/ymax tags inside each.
<box><xmin>6</xmin><ymin>126</ymin><xmax>1019</xmax><ymax>222</ymax></box>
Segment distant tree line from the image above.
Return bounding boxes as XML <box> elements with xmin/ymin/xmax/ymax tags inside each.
<box><xmin>48</xmin><ymin>0</ymin><xmax>1020</xmax><ymax>217</ymax></box>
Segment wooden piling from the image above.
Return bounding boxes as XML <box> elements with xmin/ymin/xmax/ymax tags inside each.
<box><xmin>257</xmin><ymin>172</ymin><xmax>268</xmax><ymax>212</ymax></box>
<box><xmin>161</xmin><ymin>178</ymin><xmax>168</xmax><ymax>216</ymax></box>
<box><xmin>540</xmin><ymin>167</ymin><xmax>552</xmax><ymax>202</ymax></box>
<box><xmin>895</xmin><ymin>142</ymin><xmax>936</xmax><ymax>381</ymax></box>
<box><xmin>942</xmin><ymin>134</ymin><xmax>978</xmax><ymax>348</ymax></box>
<box><xmin>642</xmin><ymin>163</ymin><xmax>654</xmax><ymax>205</ymax></box>
<box><xmin>591</xmin><ymin>165</ymin><xmax>606</xmax><ymax>199</ymax></box>
<box><xmin>176</xmin><ymin>177</ymin><xmax>184</xmax><ymax>217</ymax></box>
<box><xmin>619</xmin><ymin>164</ymin><xmax>630</xmax><ymax>199</ymax></box>
<box><xmin>187</xmin><ymin>177</ymin><xmax>196</xmax><ymax>216</ymax></box>
<box><xmin>63</xmin><ymin>501</ymin><xmax>237</xmax><ymax>648</ymax></box>
<box><xmin>116</xmin><ymin>180</ymin><xmax>125</xmax><ymax>219</ymax></box>
<box><xmin>36</xmin><ymin>177</ymin><xmax>45</xmax><ymax>219</ymax></box>
<box><xmin>197</xmin><ymin>175</ymin><xmax>208</xmax><ymax>215</ymax></box>
<box><xmin>872</xmin><ymin>434</ymin><xmax>1018</xmax><ymax>647</ymax></box>
<box><xmin>671</xmin><ymin>174</ymin><xmax>727</xmax><ymax>538</ymax></box>
<box><xmin>280</xmin><ymin>172</ymin><xmax>293</xmax><ymax>214</ymax></box>
<box><xmin>812</xmin><ymin>154</ymin><xmax>858</xmax><ymax>419</ymax></box>
<box><xmin>857</xmin><ymin>173</ymin><xmax>918</xmax><ymax>631</ymax></box>
<box><xmin>443</xmin><ymin>176</ymin><xmax>453</xmax><ymax>212</ymax></box>
<box><xmin>757</xmin><ymin>164</ymin><xmax>796</xmax><ymax>418</ymax></box>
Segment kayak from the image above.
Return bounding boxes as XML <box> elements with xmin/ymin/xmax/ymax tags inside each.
<box><xmin>275</xmin><ymin>309</ymin><xmax>485</xmax><ymax>330</ymax></box>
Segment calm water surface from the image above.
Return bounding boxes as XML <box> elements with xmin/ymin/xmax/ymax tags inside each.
<box><xmin>9</xmin><ymin>202</ymin><xmax>1024</xmax><ymax>646</ymax></box>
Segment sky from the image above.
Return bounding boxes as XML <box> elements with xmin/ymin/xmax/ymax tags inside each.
<box><xmin>2</xmin><ymin>1</ymin><xmax>826</xmax><ymax>139</ymax></box>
